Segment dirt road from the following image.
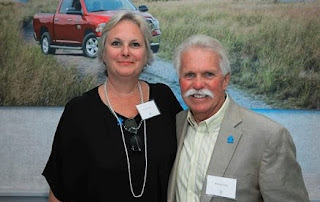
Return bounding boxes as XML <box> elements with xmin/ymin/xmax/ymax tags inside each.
<box><xmin>52</xmin><ymin>49</ymin><xmax>272</xmax><ymax>109</ymax></box>
<box><xmin>23</xmin><ymin>22</ymin><xmax>271</xmax><ymax>109</ymax></box>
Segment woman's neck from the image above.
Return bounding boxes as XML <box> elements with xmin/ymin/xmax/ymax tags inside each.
<box><xmin>106</xmin><ymin>77</ymin><xmax>139</xmax><ymax>96</ymax></box>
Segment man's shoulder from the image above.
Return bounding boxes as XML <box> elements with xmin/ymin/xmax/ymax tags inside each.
<box><xmin>176</xmin><ymin>110</ymin><xmax>188</xmax><ymax>129</ymax></box>
<box><xmin>176</xmin><ymin>110</ymin><xmax>188</xmax><ymax>119</ymax></box>
<box><xmin>229</xmin><ymin>100</ymin><xmax>285</xmax><ymax>132</ymax></box>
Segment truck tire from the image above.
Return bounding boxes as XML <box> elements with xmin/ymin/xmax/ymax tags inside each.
<box><xmin>151</xmin><ymin>44</ymin><xmax>160</xmax><ymax>53</ymax></box>
<box><xmin>82</xmin><ymin>33</ymin><xmax>98</xmax><ymax>58</ymax></box>
<box><xmin>40</xmin><ymin>32</ymin><xmax>56</xmax><ymax>55</ymax></box>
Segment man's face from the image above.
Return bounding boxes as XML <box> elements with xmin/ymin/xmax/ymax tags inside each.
<box><xmin>179</xmin><ymin>47</ymin><xmax>230</xmax><ymax>123</ymax></box>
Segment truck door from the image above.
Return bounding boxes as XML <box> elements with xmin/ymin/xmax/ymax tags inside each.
<box><xmin>54</xmin><ymin>0</ymin><xmax>85</xmax><ymax>44</ymax></box>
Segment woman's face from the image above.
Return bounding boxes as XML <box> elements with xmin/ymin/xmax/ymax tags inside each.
<box><xmin>103</xmin><ymin>19</ymin><xmax>147</xmax><ymax>79</ymax></box>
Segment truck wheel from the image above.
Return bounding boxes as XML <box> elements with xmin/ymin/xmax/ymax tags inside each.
<box><xmin>82</xmin><ymin>33</ymin><xmax>98</xmax><ymax>58</ymax></box>
<box><xmin>151</xmin><ymin>44</ymin><xmax>160</xmax><ymax>53</ymax></box>
<box><xmin>41</xmin><ymin>32</ymin><xmax>56</xmax><ymax>55</ymax></box>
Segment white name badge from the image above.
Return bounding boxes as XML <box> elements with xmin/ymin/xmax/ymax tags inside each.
<box><xmin>136</xmin><ymin>100</ymin><xmax>161</xmax><ymax>120</ymax></box>
<box><xmin>206</xmin><ymin>175</ymin><xmax>237</xmax><ymax>200</ymax></box>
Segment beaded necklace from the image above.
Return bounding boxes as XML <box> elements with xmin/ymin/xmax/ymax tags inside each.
<box><xmin>104</xmin><ymin>81</ymin><xmax>147</xmax><ymax>198</ymax></box>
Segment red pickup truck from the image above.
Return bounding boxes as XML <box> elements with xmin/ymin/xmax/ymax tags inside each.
<box><xmin>33</xmin><ymin>0</ymin><xmax>161</xmax><ymax>58</ymax></box>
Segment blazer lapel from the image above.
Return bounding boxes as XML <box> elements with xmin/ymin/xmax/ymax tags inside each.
<box><xmin>200</xmin><ymin>98</ymin><xmax>243</xmax><ymax>202</ymax></box>
<box><xmin>167</xmin><ymin>110</ymin><xmax>188</xmax><ymax>202</ymax></box>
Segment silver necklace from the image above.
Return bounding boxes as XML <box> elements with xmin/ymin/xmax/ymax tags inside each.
<box><xmin>104</xmin><ymin>81</ymin><xmax>147</xmax><ymax>198</ymax></box>
<box><xmin>123</xmin><ymin>117</ymin><xmax>143</xmax><ymax>134</ymax></box>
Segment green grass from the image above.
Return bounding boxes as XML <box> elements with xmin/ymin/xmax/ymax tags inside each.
<box><xmin>143</xmin><ymin>0</ymin><xmax>320</xmax><ymax>109</ymax></box>
<box><xmin>0</xmin><ymin>1</ymin><xmax>96</xmax><ymax>106</ymax></box>
<box><xmin>1</xmin><ymin>0</ymin><xmax>319</xmax><ymax>108</ymax></box>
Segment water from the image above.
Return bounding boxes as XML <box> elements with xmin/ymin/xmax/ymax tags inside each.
<box><xmin>140</xmin><ymin>56</ymin><xmax>272</xmax><ymax>110</ymax></box>
<box><xmin>280</xmin><ymin>0</ymin><xmax>316</xmax><ymax>2</ymax></box>
<box><xmin>140</xmin><ymin>57</ymin><xmax>186</xmax><ymax>108</ymax></box>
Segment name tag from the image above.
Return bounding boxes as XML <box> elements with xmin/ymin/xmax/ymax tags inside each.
<box><xmin>206</xmin><ymin>175</ymin><xmax>237</xmax><ymax>200</ymax></box>
<box><xmin>136</xmin><ymin>100</ymin><xmax>160</xmax><ymax>120</ymax></box>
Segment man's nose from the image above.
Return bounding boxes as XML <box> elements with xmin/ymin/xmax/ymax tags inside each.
<box><xmin>193</xmin><ymin>76</ymin><xmax>205</xmax><ymax>90</ymax></box>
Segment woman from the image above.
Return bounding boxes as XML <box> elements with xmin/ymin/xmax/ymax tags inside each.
<box><xmin>43</xmin><ymin>11</ymin><xmax>182</xmax><ymax>201</ymax></box>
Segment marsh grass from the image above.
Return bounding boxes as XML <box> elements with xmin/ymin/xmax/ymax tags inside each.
<box><xmin>143</xmin><ymin>0</ymin><xmax>320</xmax><ymax>109</ymax></box>
<box><xmin>0</xmin><ymin>1</ymin><xmax>96</xmax><ymax>106</ymax></box>
<box><xmin>1</xmin><ymin>0</ymin><xmax>319</xmax><ymax>108</ymax></box>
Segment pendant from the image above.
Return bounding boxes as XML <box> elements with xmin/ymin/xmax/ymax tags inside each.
<box><xmin>125</xmin><ymin>118</ymin><xmax>138</xmax><ymax>134</ymax></box>
<box><xmin>125</xmin><ymin>118</ymin><xmax>137</xmax><ymax>128</ymax></box>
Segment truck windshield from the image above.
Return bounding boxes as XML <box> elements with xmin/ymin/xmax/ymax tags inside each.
<box><xmin>85</xmin><ymin>0</ymin><xmax>137</xmax><ymax>12</ymax></box>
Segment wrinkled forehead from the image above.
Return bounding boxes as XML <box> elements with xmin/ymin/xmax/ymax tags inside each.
<box><xmin>181</xmin><ymin>46</ymin><xmax>221</xmax><ymax>65</ymax></box>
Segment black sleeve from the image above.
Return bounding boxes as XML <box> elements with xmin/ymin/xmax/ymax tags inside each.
<box><xmin>157</xmin><ymin>83</ymin><xmax>183</xmax><ymax>116</ymax></box>
<box><xmin>149</xmin><ymin>83</ymin><xmax>182</xmax><ymax>201</ymax></box>
<box><xmin>42</xmin><ymin>98</ymin><xmax>87</xmax><ymax>201</ymax></box>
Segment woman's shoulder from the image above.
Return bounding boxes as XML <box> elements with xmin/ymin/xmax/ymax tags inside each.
<box><xmin>148</xmin><ymin>82</ymin><xmax>172</xmax><ymax>93</ymax></box>
<box><xmin>146</xmin><ymin>82</ymin><xmax>182</xmax><ymax>112</ymax></box>
<box><xmin>148</xmin><ymin>82</ymin><xmax>177</xmax><ymax>100</ymax></box>
<box><xmin>66</xmin><ymin>86</ymin><xmax>100</xmax><ymax>109</ymax></box>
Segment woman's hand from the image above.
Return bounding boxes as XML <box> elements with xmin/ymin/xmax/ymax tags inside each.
<box><xmin>48</xmin><ymin>189</ymin><xmax>61</xmax><ymax>202</ymax></box>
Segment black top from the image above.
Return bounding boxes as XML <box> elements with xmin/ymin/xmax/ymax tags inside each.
<box><xmin>42</xmin><ymin>83</ymin><xmax>182</xmax><ymax>201</ymax></box>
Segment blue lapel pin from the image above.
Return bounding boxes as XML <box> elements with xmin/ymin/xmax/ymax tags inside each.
<box><xmin>117</xmin><ymin>117</ymin><xmax>124</xmax><ymax>126</ymax></box>
<box><xmin>227</xmin><ymin>135</ymin><xmax>234</xmax><ymax>143</ymax></box>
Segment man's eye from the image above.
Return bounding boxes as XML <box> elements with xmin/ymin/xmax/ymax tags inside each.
<box><xmin>204</xmin><ymin>72</ymin><xmax>214</xmax><ymax>78</ymax></box>
<box><xmin>185</xmin><ymin>73</ymin><xmax>195</xmax><ymax>78</ymax></box>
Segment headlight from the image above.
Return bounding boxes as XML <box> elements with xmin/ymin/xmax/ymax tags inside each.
<box><xmin>146</xmin><ymin>18</ymin><xmax>160</xmax><ymax>30</ymax></box>
<box><xmin>96</xmin><ymin>23</ymin><xmax>106</xmax><ymax>33</ymax></box>
<box><xmin>152</xmin><ymin>18</ymin><xmax>160</xmax><ymax>29</ymax></box>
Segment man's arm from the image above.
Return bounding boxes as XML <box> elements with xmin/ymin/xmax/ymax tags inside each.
<box><xmin>259</xmin><ymin>127</ymin><xmax>309</xmax><ymax>202</ymax></box>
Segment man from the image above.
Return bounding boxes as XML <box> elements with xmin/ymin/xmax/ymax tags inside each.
<box><xmin>167</xmin><ymin>35</ymin><xmax>309</xmax><ymax>202</ymax></box>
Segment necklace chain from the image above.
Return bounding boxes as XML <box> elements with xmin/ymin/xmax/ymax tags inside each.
<box><xmin>122</xmin><ymin>85</ymin><xmax>144</xmax><ymax>134</ymax></box>
<box><xmin>123</xmin><ymin>119</ymin><xmax>143</xmax><ymax>134</ymax></box>
<box><xmin>104</xmin><ymin>80</ymin><xmax>147</xmax><ymax>198</ymax></box>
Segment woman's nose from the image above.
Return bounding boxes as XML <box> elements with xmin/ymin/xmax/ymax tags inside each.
<box><xmin>121</xmin><ymin>45</ymin><xmax>130</xmax><ymax>57</ymax></box>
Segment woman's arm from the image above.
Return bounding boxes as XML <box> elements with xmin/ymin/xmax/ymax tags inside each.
<box><xmin>48</xmin><ymin>189</ymin><xmax>61</xmax><ymax>202</ymax></box>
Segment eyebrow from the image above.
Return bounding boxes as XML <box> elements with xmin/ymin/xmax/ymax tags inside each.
<box><xmin>111</xmin><ymin>36</ymin><xmax>141</xmax><ymax>40</ymax></box>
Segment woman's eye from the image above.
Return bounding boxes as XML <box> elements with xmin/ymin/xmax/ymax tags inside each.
<box><xmin>111</xmin><ymin>41</ymin><xmax>121</xmax><ymax>46</ymax></box>
<box><xmin>131</xmin><ymin>42</ymin><xmax>140</xmax><ymax>48</ymax></box>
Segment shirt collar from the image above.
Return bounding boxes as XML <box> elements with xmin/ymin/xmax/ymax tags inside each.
<box><xmin>187</xmin><ymin>94</ymin><xmax>230</xmax><ymax>129</ymax></box>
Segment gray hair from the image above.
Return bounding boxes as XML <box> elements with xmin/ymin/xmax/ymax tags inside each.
<box><xmin>173</xmin><ymin>35</ymin><xmax>231</xmax><ymax>76</ymax></box>
<box><xmin>98</xmin><ymin>11</ymin><xmax>154</xmax><ymax>67</ymax></box>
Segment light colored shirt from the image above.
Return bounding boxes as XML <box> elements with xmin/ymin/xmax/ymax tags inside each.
<box><xmin>175</xmin><ymin>95</ymin><xmax>229</xmax><ymax>202</ymax></box>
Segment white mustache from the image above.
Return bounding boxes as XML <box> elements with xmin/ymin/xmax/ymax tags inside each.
<box><xmin>184</xmin><ymin>89</ymin><xmax>214</xmax><ymax>98</ymax></box>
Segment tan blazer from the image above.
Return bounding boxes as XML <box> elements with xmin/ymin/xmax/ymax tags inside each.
<box><xmin>168</xmin><ymin>98</ymin><xmax>309</xmax><ymax>202</ymax></box>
